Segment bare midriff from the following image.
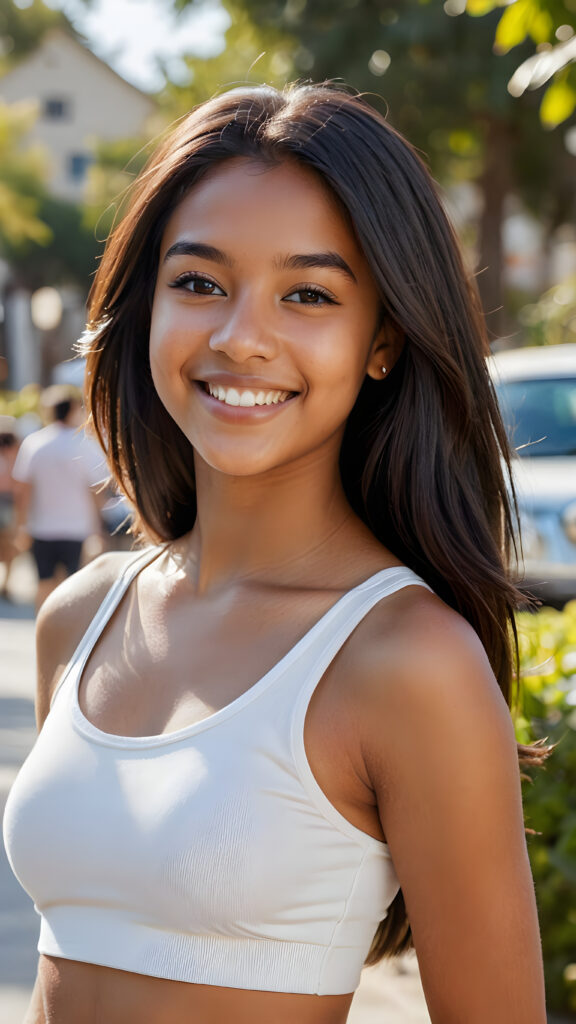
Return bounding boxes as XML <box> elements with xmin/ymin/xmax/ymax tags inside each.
<box><xmin>38</xmin><ymin>956</ymin><xmax>355</xmax><ymax>1024</ymax></box>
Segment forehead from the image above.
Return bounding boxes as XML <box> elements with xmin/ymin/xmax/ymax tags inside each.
<box><xmin>159</xmin><ymin>157</ymin><xmax>362</xmax><ymax>260</ymax></box>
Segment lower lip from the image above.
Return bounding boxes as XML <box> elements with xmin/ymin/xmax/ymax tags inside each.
<box><xmin>194</xmin><ymin>382</ymin><xmax>298</xmax><ymax>422</ymax></box>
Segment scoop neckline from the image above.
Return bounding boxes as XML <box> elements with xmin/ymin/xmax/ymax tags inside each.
<box><xmin>71</xmin><ymin>562</ymin><xmax>417</xmax><ymax>749</ymax></box>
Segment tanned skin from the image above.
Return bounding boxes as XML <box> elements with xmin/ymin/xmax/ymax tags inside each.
<box><xmin>26</xmin><ymin>159</ymin><xmax>547</xmax><ymax>1024</ymax></box>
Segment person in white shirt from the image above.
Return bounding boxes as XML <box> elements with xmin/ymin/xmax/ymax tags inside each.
<box><xmin>12</xmin><ymin>385</ymin><xmax>105</xmax><ymax>610</ymax></box>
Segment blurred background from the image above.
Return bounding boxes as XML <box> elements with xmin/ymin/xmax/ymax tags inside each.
<box><xmin>1</xmin><ymin>0</ymin><xmax>576</xmax><ymax>1020</ymax></box>
<box><xmin>1</xmin><ymin>0</ymin><xmax>576</xmax><ymax>388</ymax></box>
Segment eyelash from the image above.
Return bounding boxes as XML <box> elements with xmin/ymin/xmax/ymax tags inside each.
<box><xmin>169</xmin><ymin>272</ymin><xmax>223</xmax><ymax>296</ymax></box>
<box><xmin>169</xmin><ymin>272</ymin><xmax>338</xmax><ymax>306</ymax></box>
<box><xmin>285</xmin><ymin>284</ymin><xmax>337</xmax><ymax>306</ymax></box>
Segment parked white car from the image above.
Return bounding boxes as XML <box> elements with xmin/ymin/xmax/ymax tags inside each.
<box><xmin>489</xmin><ymin>344</ymin><xmax>576</xmax><ymax>606</ymax></box>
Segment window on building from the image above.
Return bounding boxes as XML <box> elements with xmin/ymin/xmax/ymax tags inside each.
<box><xmin>43</xmin><ymin>98</ymin><xmax>71</xmax><ymax>120</ymax></box>
<box><xmin>68</xmin><ymin>153</ymin><xmax>93</xmax><ymax>184</ymax></box>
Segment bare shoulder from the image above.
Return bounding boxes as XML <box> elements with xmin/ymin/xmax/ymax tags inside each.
<box><xmin>338</xmin><ymin>578</ymin><xmax>519</xmax><ymax>814</ymax></box>
<box><xmin>35</xmin><ymin>550</ymin><xmax>140</xmax><ymax>728</ymax></box>
<box><xmin>347</xmin><ymin>581</ymin><xmax>514</xmax><ymax>752</ymax></box>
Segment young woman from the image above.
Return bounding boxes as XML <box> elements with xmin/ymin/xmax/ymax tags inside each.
<box><xmin>4</xmin><ymin>83</ymin><xmax>551</xmax><ymax>1024</ymax></box>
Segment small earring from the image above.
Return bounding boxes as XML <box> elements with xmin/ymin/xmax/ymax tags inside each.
<box><xmin>381</xmin><ymin>366</ymin><xmax>387</xmax><ymax>376</ymax></box>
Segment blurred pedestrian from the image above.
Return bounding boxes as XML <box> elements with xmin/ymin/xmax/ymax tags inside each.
<box><xmin>11</xmin><ymin>385</ymin><xmax>105</xmax><ymax>611</ymax></box>
<box><xmin>4</xmin><ymin>84</ymin><xmax>551</xmax><ymax>1024</ymax></box>
<box><xmin>0</xmin><ymin>414</ymin><xmax>19</xmax><ymax>599</ymax></box>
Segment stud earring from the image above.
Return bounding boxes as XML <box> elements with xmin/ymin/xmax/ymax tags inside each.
<box><xmin>381</xmin><ymin>366</ymin><xmax>387</xmax><ymax>376</ymax></box>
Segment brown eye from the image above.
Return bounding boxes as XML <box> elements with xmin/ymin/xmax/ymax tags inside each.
<box><xmin>170</xmin><ymin>274</ymin><xmax>225</xmax><ymax>296</ymax></box>
<box><xmin>284</xmin><ymin>286</ymin><xmax>335</xmax><ymax>305</ymax></box>
<box><xmin>189</xmin><ymin>278</ymin><xmax>218</xmax><ymax>295</ymax></box>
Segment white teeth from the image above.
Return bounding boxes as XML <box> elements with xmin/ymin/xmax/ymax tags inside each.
<box><xmin>205</xmin><ymin>383</ymin><xmax>292</xmax><ymax>407</ymax></box>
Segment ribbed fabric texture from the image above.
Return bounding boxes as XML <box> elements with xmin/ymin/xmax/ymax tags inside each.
<box><xmin>3</xmin><ymin>548</ymin><xmax>431</xmax><ymax>995</ymax></box>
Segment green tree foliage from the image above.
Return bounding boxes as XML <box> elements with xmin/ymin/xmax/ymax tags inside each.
<box><xmin>82</xmin><ymin>136</ymin><xmax>152</xmax><ymax>240</ymax></box>
<box><xmin>466</xmin><ymin>0</ymin><xmax>576</xmax><ymax>126</ymax></box>
<box><xmin>0</xmin><ymin>0</ymin><xmax>75</xmax><ymax>72</ymax></box>
<box><xmin>517</xmin><ymin>274</ymin><xmax>576</xmax><ymax>344</ymax></box>
<box><xmin>516</xmin><ymin>604</ymin><xmax>576</xmax><ymax>1012</ymax></box>
<box><xmin>168</xmin><ymin>0</ymin><xmax>576</xmax><ymax>336</ymax></box>
<box><xmin>0</xmin><ymin>99</ymin><xmax>51</xmax><ymax>251</ymax></box>
<box><xmin>159</xmin><ymin>1</ymin><xmax>294</xmax><ymax>114</ymax></box>
<box><xmin>0</xmin><ymin>3</ymin><xmax>101</xmax><ymax>288</ymax></box>
<box><xmin>3</xmin><ymin>192</ymin><xmax>101</xmax><ymax>289</ymax></box>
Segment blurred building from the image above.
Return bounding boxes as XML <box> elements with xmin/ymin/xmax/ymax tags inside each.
<box><xmin>0</xmin><ymin>27</ymin><xmax>155</xmax><ymax>202</ymax></box>
<box><xmin>0</xmin><ymin>28</ymin><xmax>156</xmax><ymax>388</ymax></box>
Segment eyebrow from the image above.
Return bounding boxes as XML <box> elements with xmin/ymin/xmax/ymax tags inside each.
<box><xmin>163</xmin><ymin>242</ymin><xmax>233</xmax><ymax>266</ymax></box>
<box><xmin>163</xmin><ymin>241</ymin><xmax>357</xmax><ymax>283</ymax></box>
<box><xmin>276</xmin><ymin>252</ymin><xmax>357</xmax><ymax>283</ymax></box>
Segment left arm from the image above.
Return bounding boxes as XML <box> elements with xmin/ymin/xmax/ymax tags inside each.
<box><xmin>13</xmin><ymin>478</ymin><xmax>32</xmax><ymax>550</ymax></box>
<box><xmin>358</xmin><ymin>596</ymin><xmax>547</xmax><ymax>1024</ymax></box>
<box><xmin>11</xmin><ymin>440</ymin><xmax>33</xmax><ymax>550</ymax></box>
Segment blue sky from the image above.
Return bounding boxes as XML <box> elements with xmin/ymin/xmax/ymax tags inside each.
<box><xmin>34</xmin><ymin>0</ymin><xmax>230</xmax><ymax>92</ymax></box>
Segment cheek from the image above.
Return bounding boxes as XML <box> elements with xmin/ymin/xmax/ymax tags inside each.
<box><xmin>300</xmin><ymin>316</ymin><xmax>374</xmax><ymax>393</ymax></box>
<box><xmin>149</xmin><ymin>295</ymin><xmax>168</xmax><ymax>368</ymax></box>
<box><xmin>149</xmin><ymin>299</ymin><xmax>188</xmax><ymax>387</ymax></box>
<box><xmin>149</xmin><ymin>292</ymin><xmax>216</xmax><ymax>378</ymax></box>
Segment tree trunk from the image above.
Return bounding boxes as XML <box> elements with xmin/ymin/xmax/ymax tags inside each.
<box><xmin>476</xmin><ymin>115</ymin><xmax>513</xmax><ymax>342</ymax></box>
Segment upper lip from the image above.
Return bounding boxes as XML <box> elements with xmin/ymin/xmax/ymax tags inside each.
<box><xmin>196</xmin><ymin>373</ymin><xmax>299</xmax><ymax>392</ymax></box>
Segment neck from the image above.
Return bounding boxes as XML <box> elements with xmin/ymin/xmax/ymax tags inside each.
<box><xmin>175</xmin><ymin>450</ymin><xmax>358</xmax><ymax>594</ymax></box>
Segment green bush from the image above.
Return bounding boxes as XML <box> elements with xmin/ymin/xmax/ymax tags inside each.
<box><xmin>516</xmin><ymin>604</ymin><xmax>576</xmax><ymax>1014</ymax></box>
<box><xmin>0</xmin><ymin>384</ymin><xmax>41</xmax><ymax>420</ymax></box>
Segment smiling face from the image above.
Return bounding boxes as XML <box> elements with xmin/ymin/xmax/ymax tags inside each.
<box><xmin>149</xmin><ymin>156</ymin><xmax>395</xmax><ymax>479</ymax></box>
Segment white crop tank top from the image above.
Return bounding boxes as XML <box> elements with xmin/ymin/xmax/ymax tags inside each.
<box><xmin>3</xmin><ymin>548</ymin><xmax>431</xmax><ymax>996</ymax></box>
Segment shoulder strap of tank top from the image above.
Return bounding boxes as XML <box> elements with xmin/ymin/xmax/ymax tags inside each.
<box><xmin>49</xmin><ymin>545</ymin><xmax>164</xmax><ymax>708</ymax></box>
<box><xmin>289</xmin><ymin>567</ymin><xmax>433</xmax><ymax>834</ymax></box>
<box><xmin>292</xmin><ymin>566</ymin><xmax>432</xmax><ymax>714</ymax></box>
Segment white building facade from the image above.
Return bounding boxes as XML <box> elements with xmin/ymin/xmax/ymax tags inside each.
<box><xmin>0</xmin><ymin>28</ymin><xmax>155</xmax><ymax>201</ymax></box>
<box><xmin>0</xmin><ymin>29</ymin><xmax>156</xmax><ymax>388</ymax></box>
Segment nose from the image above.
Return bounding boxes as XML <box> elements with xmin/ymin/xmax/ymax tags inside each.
<box><xmin>208</xmin><ymin>293</ymin><xmax>278</xmax><ymax>363</ymax></box>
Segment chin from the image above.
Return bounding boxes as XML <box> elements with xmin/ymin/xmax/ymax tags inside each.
<box><xmin>193</xmin><ymin>446</ymin><xmax>285</xmax><ymax>479</ymax></box>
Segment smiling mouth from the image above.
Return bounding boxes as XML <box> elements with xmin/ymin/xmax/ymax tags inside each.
<box><xmin>199</xmin><ymin>382</ymin><xmax>297</xmax><ymax>407</ymax></box>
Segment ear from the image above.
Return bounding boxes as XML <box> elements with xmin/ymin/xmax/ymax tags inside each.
<box><xmin>365</xmin><ymin>316</ymin><xmax>405</xmax><ymax>382</ymax></box>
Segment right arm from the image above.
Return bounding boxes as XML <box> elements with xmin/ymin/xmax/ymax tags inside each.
<box><xmin>24</xmin><ymin>551</ymin><xmax>137</xmax><ymax>1022</ymax></box>
<box><xmin>356</xmin><ymin>595</ymin><xmax>546</xmax><ymax>1023</ymax></box>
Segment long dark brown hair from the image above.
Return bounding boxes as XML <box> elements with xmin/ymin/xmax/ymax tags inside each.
<box><xmin>81</xmin><ymin>82</ymin><xmax>553</xmax><ymax>963</ymax></box>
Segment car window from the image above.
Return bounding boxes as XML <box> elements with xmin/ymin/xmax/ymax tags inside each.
<box><xmin>495</xmin><ymin>377</ymin><xmax>576</xmax><ymax>457</ymax></box>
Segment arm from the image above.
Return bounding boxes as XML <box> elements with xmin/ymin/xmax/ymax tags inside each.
<box><xmin>13</xmin><ymin>478</ymin><xmax>32</xmax><ymax>551</ymax></box>
<box><xmin>83</xmin><ymin>438</ymin><xmax>110</xmax><ymax>556</ymax></box>
<box><xmin>23</xmin><ymin>976</ymin><xmax>45</xmax><ymax>1024</ymax></box>
<box><xmin>11</xmin><ymin>439</ymin><xmax>32</xmax><ymax>550</ymax></box>
<box><xmin>358</xmin><ymin>595</ymin><xmax>547</xmax><ymax>1024</ymax></box>
<box><xmin>23</xmin><ymin>551</ymin><xmax>135</xmax><ymax>1016</ymax></box>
